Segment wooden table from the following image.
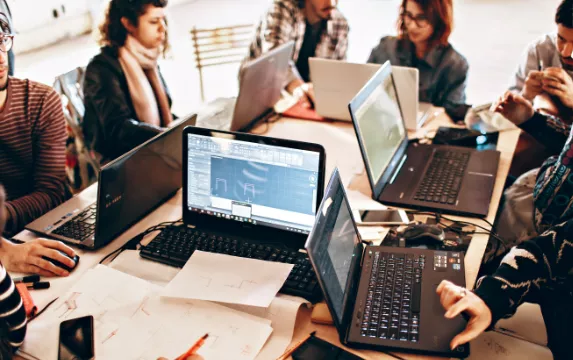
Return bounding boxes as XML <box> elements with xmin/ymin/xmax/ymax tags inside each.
<box><xmin>13</xmin><ymin>110</ymin><xmax>520</xmax><ymax>360</ymax></box>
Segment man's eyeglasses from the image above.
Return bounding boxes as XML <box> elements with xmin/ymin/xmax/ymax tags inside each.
<box><xmin>0</xmin><ymin>34</ymin><xmax>14</xmax><ymax>53</ymax></box>
<box><xmin>401</xmin><ymin>11</ymin><xmax>430</xmax><ymax>28</ymax></box>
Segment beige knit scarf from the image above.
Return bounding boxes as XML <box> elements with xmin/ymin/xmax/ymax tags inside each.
<box><xmin>118</xmin><ymin>35</ymin><xmax>173</xmax><ymax>127</ymax></box>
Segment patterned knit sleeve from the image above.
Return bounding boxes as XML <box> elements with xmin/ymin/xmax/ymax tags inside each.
<box><xmin>519</xmin><ymin>112</ymin><xmax>571</xmax><ymax>154</ymax></box>
<box><xmin>526</xmin><ymin>115</ymin><xmax>573</xmax><ymax>231</ymax></box>
<box><xmin>0</xmin><ymin>264</ymin><xmax>27</xmax><ymax>350</ymax></box>
<box><xmin>474</xmin><ymin>220</ymin><xmax>573</xmax><ymax>325</ymax></box>
<box><xmin>4</xmin><ymin>88</ymin><xmax>68</xmax><ymax>233</ymax></box>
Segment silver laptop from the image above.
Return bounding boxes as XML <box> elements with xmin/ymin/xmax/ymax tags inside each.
<box><xmin>25</xmin><ymin>115</ymin><xmax>197</xmax><ymax>249</ymax></box>
<box><xmin>309</xmin><ymin>58</ymin><xmax>430</xmax><ymax>128</ymax></box>
<box><xmin>199</xmin><ymin>41</ymin><xmax>294</xmax><ymax>132</ymax></box>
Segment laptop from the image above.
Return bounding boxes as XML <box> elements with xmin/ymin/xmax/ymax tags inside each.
<box><xmin>309</xmin><ymin>58</ymin><xmax>430</xmax><ymax>128</ymax></box>
<box><xmin>392</xmin><ymin>66</ymin><xmax>432</xmax><ymax>130</ymax></box>
<box><xmin>139</xmin><ymin>126</ymin><xmax>326</xmax><ymax>302</ymax></box>
<box><xmin>25</xmin><ymin>114</ymin><xmax>197</xmax><ymax>249</ymax></box>
<box><xmin>348</xmin><ymin>61</ymin><xmax>500</xmax><ymax>217</ymax></box>
<box><xmin>199</xmin><ymin>41</ymin><xmax>295</xmax><ymax>132</ymax></box>
<box><xmin>305</xmin><ymin>168</ymin><xmax>469</xmax><ymax>357</ymax></box>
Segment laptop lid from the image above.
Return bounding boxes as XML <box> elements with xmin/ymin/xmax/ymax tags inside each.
<box><xmin>305</xmin><ymin>168</ymin><xmax>363</xmax><ymax>340</ymax></box>
<box><xmin>309</xmin><ymin>58</ymin><xmax>380</xmax><ymax>121</ymax></box>
<box><xmin>182</xmin><ymin>126</ymin><xmax>326</xmax><ymax>249</ymax></box>
<box><xmin>231</xmin><ymin>41</ymin><xmax>295</xmax><ymax>132</ymax></box>
<box><xmin>392</xmin><ymin>66</ymin><xmax>420</xmax><ymax>130</ymax></box>
<box><xmin>348</xmin><ymin>61</ymin><xmax>410</xmax><ymax>200</ymax></box>
<box><xmin>92</xmin><ymin>114</ymin><xmax>197</xmax><ymax>248</ymax></box>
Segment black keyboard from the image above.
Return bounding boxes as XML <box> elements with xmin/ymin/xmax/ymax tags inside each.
<box><xmin>414</xmin><ymin>150</ymin><xmax>470</xmax><ymax>205</ymax></box>
<box><xmin>360</xmin><ymin>252</ymin><xmax>425</xmax><ymax>342</ymax></box>
<box><xmin>140</xmin><ymin>225</ymin><xmax>322</xmax><ymax>302</ymax></box>
<box><xmin>52</xmin><ymin>204</ymin><xmax>97</xmax><ymax>241</ymax></box>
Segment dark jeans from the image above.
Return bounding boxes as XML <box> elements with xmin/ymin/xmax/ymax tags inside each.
<box><xmin>539</xmin><ymin>287</ymin><xmax>573</xmax><ymax>360</ymax></box>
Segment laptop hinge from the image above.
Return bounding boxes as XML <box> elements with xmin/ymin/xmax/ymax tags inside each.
<box><xmin>389</xmin><ymin>154</ymin><xmax>408</xmax><ymax>184</ymax></box>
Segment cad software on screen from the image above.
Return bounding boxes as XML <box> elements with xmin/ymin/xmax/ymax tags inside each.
<box><xmin>186</xmin><ymin>134</ymin><xmax>320</xmax><ymax>234</ymax></box>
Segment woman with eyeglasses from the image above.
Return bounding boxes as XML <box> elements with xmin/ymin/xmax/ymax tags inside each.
<box><xmin>83</xmin><ymin>0</ymin><xmax>174</xmax><ymax>164</ymax></box>
<box><xmin>367</xmin><ymin>0</ymin><xmax>468</xmax><ymax>119</ymax></box>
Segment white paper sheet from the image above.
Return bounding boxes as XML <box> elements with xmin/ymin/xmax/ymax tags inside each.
<box><xmin>19</xmin><ymin>265</ymin><xmax>273</xmax><ymax>360</ymax></box>
<box><xmin>224</xmin><ymin>294</ymin><xmax>308</xmax><ymax>360</ymax></box>
<box><xmin>162</xmin><ymin>251</ymin><xmax>294</xmax><ymax>307</ymax></box>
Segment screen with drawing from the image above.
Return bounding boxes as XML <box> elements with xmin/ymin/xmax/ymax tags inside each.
<box><xmin>353</xmin><ymin>71</ymin><xmax>407</xmax><ymax>184</ymax></box>
<box><xmin>186</xmin><ymin>133</ymin><xmax>321</xmax><ymax>234</ymax></box>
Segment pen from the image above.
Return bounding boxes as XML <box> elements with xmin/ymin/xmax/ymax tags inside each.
<box><xmin>276</xmin><ymin>331</ymin><xmax>316</xmax><ymax>360</ymax></box>
<box><xmin>13</xmin><ymin>275</ymin><xmax>40</xmax><ymax>284</ymax></box>
<box><xmin>539</xmin><ymin>59</ymin><xmax>544</xmax><ymax>71</ymax></box>
<box><xmin>175</xmin><ymin>333</ymin><xmax>209</xmax><ymax>360</ymax></box>
<box><xmin>26</xmin><ymin>281</ymin><xmax>50</xmax><ymax>290</ymax></box>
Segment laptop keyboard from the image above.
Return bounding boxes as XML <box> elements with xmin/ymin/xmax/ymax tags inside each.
<box><xmin>414</xmin><ymin>150</ymin><xmax>470</xmax><ymax>205</ymax></box>
<box><xmin>360</xmin><ymin>252</ymin><xmax>425</xmax><ymax>342</ymax></box>
<box><xmin>140</xmin><ymin>225</ymin><xmax>322</xmax><ymax>302</ymax></box>
<box><xmin>52</xmin><ymin>203</ymin><xmax>97</xmax><ymax>241</ymax></box>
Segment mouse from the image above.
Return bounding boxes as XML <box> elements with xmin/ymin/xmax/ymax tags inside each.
<box><xmin>400</xmin><ymin>223</ymin><xmax>445</xmax><ymax>243</ymax></box>
<box><xmin>42</xmin><ymin>251</ymin><xmax>80</xmax><ymax>272</ymax></box>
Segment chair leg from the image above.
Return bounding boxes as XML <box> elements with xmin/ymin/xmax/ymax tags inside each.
<box><xmin>198</xmin><ymin>67</ymin><xmax>205</xmax><ymax>102</ymax></box>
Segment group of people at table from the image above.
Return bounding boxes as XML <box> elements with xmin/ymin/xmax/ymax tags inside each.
<box><xmin>0</xmin><ymin>0</ymin><xmax>572</xmax><ymax>358</ymax></box>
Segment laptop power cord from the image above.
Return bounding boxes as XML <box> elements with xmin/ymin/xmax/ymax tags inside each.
<box><xmin>99</xmin><ymin>219</ymin><xmax>183</xmax><ymax>265</ymax></box>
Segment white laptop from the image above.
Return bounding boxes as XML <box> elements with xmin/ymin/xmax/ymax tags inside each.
<box><xmin>309</xmin><ymin>58</ymin><xmax>431</xmax><ymax>129</ymax></box>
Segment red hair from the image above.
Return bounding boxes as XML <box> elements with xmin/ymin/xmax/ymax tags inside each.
<box><xmin>396</xmin><ymin>0</ymin><xmax>453</xmax><ymax>48</ymax></box>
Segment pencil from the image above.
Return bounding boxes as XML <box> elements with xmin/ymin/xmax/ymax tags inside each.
<box><xmin>276</xmin><ymin>331</ymin><xmax>316</xmax><ymax>360</ymax></box>
<box><xmin>175</xmin><ymin>333</ymin><xmax>209</xmax><ymax>360</ymax></box>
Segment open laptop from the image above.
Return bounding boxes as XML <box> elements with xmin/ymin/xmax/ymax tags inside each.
<box><xmin>139</xmin><ymin>126</ymin><xmax>326</xmax><ymax>302</ymax></box>
<box><xmin>348</xmin><ymin>61</ymin><xmax>500</xmax><ymax>217</ymax></box>
<box><xmin>309</xmin><ymin>58</ymin><xmax>430</xmax><ymax>128</ymax></box>
<box><xmin>305</xmin><ymin>168</ymin><xmax>469</xmax><ymax>357</ymax></box>
<box><xmin>25</xmin><ymin>115</ymin><xmax>197</xmax><ymax>249</ymax></box>
<box><xmin>199</xmin><ymin>41</ymin><xmax>295</xmax><ymax>132</ymax></box>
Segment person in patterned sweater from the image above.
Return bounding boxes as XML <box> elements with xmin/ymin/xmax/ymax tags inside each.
<box><xmin>437</xmin><ymin>219</ymin><xmax>573</xmax><ymax>360</ymax></box>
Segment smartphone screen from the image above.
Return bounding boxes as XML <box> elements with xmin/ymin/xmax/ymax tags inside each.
<box><xmin>59</xmin><ymin>316</ymin><xmax>95</xmax><ymax>360</ymax></box>
<box><xmin>359</xmin><ymin>210</ymin><xmax>405</xmax><ymax>223</ymax></box>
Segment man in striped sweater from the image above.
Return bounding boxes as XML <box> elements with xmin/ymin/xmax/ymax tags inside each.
<box><xmin>0</xmin><ymin>15</ymin><xmax>77</xmax><ymax>277</ymax></box>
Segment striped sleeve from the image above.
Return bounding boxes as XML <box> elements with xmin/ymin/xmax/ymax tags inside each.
<box><xmin>0</xmin><ymin>265</ymin><xmax>27</xmax><ymax>350</ymax></box>
<box><xmin>4</xmin><ymin>88</ymin><xmax>68</xmax><ymax>233</ymax></box>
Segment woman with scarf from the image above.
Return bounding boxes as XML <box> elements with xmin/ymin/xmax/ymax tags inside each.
<box><xmin>83</xmin><ymin>0</ymin><xmax>174</xmax><ymax>163</ymax></box>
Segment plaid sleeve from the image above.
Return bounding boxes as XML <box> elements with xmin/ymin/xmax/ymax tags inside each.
<box><xmin>333</xmin><ymin>20</ymin><xmax>349</xmax><ymax>60</ymax></box>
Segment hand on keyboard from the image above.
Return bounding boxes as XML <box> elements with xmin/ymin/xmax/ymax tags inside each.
<box><xmin>436</xmin><ymin>280</ymin><xmax>492</xmax><ymax>350</ymax></box>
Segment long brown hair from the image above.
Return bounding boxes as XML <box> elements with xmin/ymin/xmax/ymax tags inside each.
<box><xmin>396</xmin><ymin>0</ymin><xmax>453</xmax><ymax>49</ymax></box>
<box><xmin>98</xmin><ymin>0</ymin><xmax>170</xmax><ymax>56</ymax></box>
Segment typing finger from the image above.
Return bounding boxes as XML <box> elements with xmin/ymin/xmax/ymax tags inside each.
<box><xmin>440</xmin><ymin>287</ymin><xmax>461</xmax><ymax>310</ymax></box>
<box><xmin>450</xmin><ymin>321</ymin><xmax>488</xmax><ymax>350</ymax></box>
<box><xmin>436</xmin><ymin>280</ymin><xmax>452</xmax><ymax>294</ymax></box>
<box><xmin>445</xmin><ymin>296</ymin><xmax>471</xmax><ymax>319</ymax></box>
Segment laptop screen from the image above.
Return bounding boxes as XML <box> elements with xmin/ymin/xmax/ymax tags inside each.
<box><xmin>185</xmin><ymin>132</ymin><xmax>321</xmax><ymax>234</ymax></box>
<box><xmin>305</xmin><ymin>169</ymin><xmax>361</xmax><ymax>324</ymax></box>
<box><xmin>352</xmin><ymin>65</ymin><xmax>407</xmax><ymax>184</ymax></box>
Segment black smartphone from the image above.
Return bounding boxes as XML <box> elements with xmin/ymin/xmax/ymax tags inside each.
<box><xmin>58</xmin><ymin>315</ymin><xmax>95</xmax><ymax>360</ymax></box>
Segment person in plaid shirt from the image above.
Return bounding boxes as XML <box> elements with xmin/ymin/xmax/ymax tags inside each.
<box><xmin>243</xmin><ymin>0</ymin><xmax>349</xmax><ymax>107</ymax></box>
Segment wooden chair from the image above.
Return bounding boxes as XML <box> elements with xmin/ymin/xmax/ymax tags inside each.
<box><xmin>53</xmin><ymin>67</ymin><xmax>101</xmax><ymax>193</ymax></box>
<box><xmin>190</xmin><ymin>24</ymin><xmax>253</xmax><ymax>102</ymax></box>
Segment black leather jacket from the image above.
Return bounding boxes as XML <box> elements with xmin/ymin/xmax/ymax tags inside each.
<box><xmin>83</xmin><ymin>46</ymin><xmax>173</xmax><ymax>163</ymax></box>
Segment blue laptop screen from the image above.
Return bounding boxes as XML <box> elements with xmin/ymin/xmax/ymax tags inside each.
<box><xmin>185</xmin><ymin>133</ymin><xmax>321</xmax><ymax>234</ymax></box>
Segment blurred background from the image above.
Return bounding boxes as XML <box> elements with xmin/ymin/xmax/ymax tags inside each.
<box><xmin>12</xmin><ymin>0</ymin><xmax>561</xmax><ymax>117</ymax></box>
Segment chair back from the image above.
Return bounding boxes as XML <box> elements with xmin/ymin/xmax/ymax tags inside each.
<box><xmin>190</xmin><ymin>24</ymin><xmax>253</xmax><ymax>101</ymax></box>
<box><xmin>53</xmin><ymin>67</ymin><xmax>100</xmax><ymax>193</ymax></box>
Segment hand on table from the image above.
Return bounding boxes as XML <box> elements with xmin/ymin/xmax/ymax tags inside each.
<box><xmin>541</xmin><ymin>67</ymin><xmax>573</xmax><ymax>110</ymax></box>
<box><xmin>436</xmin><ymin>280</ymin><xmax>492</xmax><ymax>350</ymax></box>
<box><xmin>491</xmin><ymin>91</ymin><xmax>534</xmax><ymax>126</ymax></box>
<box><xmin>287</xmin><ymin>79</ymin><xmax>315</xmax><ymax>108</ymax></box>
<box><xmin>0</xmin><ymin>238</ymin><xmax>76</xmax><ymax>277</ymax></box>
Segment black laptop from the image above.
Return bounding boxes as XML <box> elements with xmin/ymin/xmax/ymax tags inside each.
<box><xmin>305</xmin><ymin>168</ymin><xmax>469</xmax><ymax>357</ymax></box>
<box><xmin>348</xmin><ymin>61</ymin><xmax>500</xmax><ymax>217</ymax></box>
<box><xmin>140</xmin><ymin>126</ymin><xmax>326</xmax><ymax>302</ymax></box>
<box><xmin>25</xmin><ymin>115</ymin><xmax>197</xmax><ymax>249</ymax></box>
